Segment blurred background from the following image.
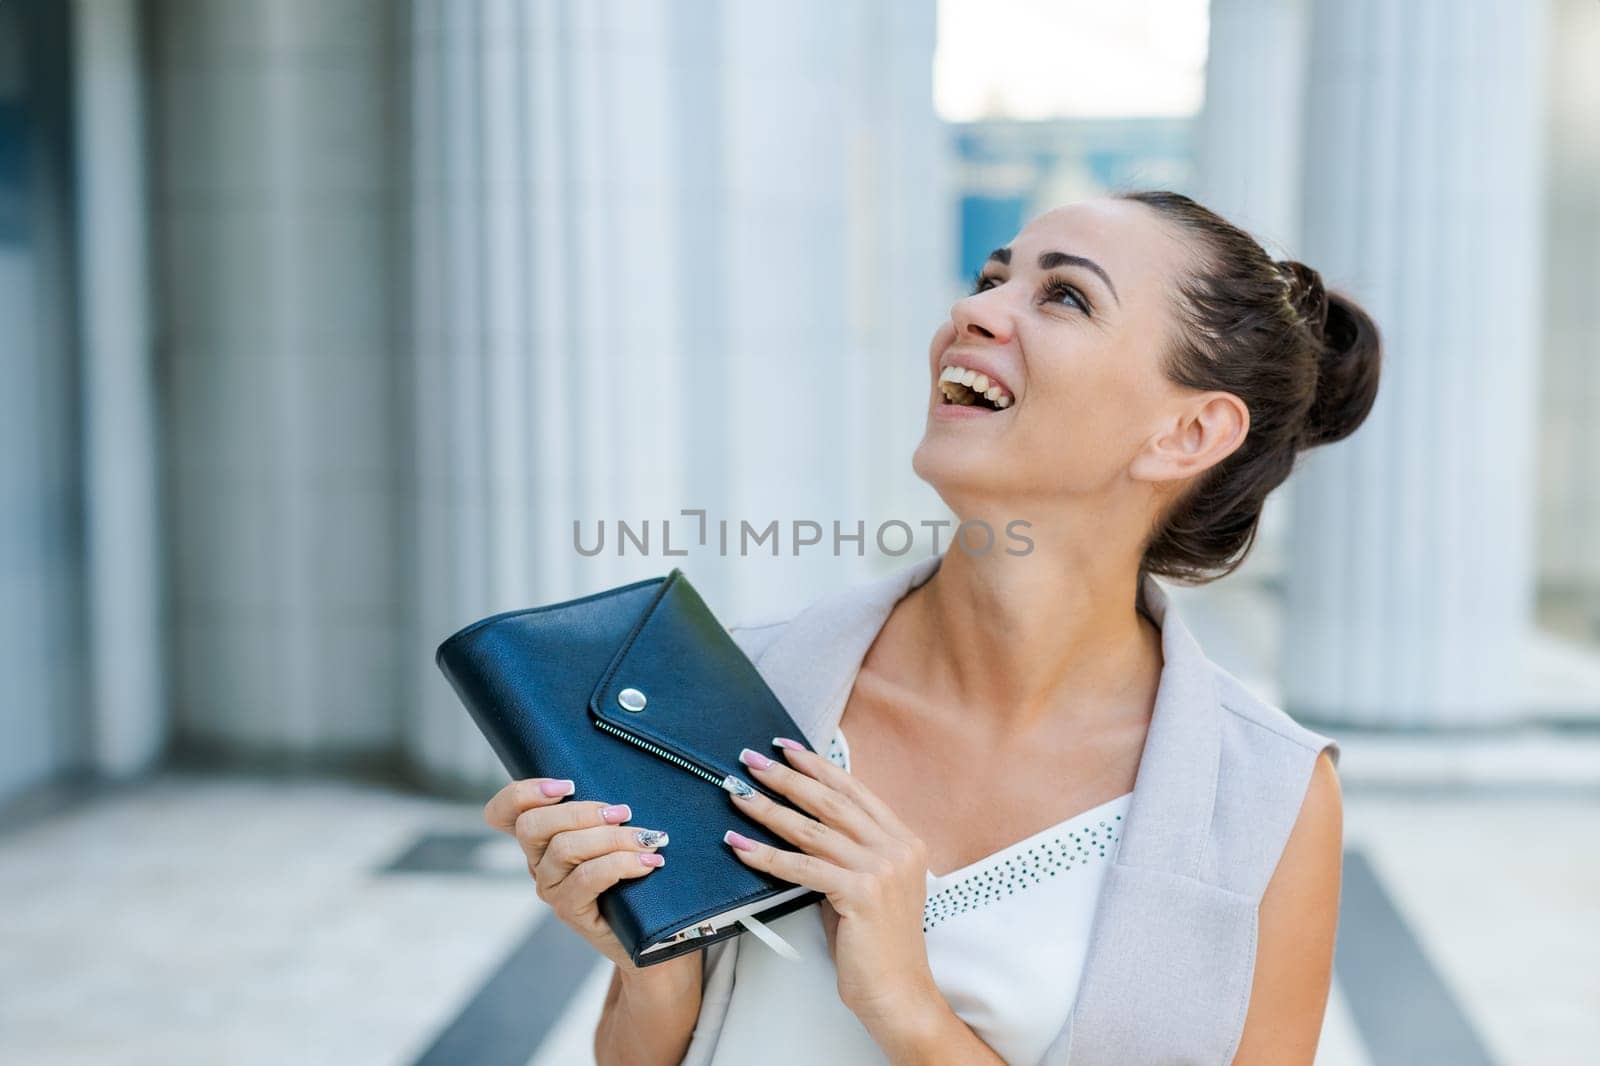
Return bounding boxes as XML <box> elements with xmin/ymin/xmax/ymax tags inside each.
<box><xmin>2</xmin><ymin>0</ymin><xmax>1596</xmax><ymax>1063</ymax></box>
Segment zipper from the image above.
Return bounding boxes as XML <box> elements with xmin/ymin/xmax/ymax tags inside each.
<box><xmin>643</xmin><ymin>920</ymin><xmax>720</xmax><ymax>952</ymax></box>
<box><xmin>592</xmin><ymin>715</ymin><xmax>755</xmax><ymax>798</ymax></box>
<box><xmin>594</xmin><ymin>713</ymin><xmax>774</xmax><ymax>950</ymax></box>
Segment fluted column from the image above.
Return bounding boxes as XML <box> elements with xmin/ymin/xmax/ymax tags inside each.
<box><xmin>1538</xmin><ymin>0</ymin><xmax>1600</xmax><ymax>604</ymax></box>
<box><xmin>715</xmin><ymin>2</ymin><xmax>948</xmax><ymax>614</ymax></box>
<box><xmin>1194</xmin><ymin>0</ymin><xmax>1309</xmax><ymax>252</ymax></box>
<box><xmin>74</xmin><ymin>0</ymin><xmax>166</xmax><ymax>777</ymax></box>
<box><xmin>154</xmin><ymin>0</ymin><xmax>404</xmax><ymax>764</ymax></box>
<box><xmin>407</xmin><ymin>0</ymin><xmax>947</xmax><ymax>790</ymax></box>
<box><xmin>1283</xmin><ymin>0</ymin><xmax>1547</xmax><ymax>726</ymax></box>
<box><xmin>1194</xmin><ymin>0</ymin><xmax>1312</xmax><ymax>584</ymax></box>
<box><xmin>407</xmin><ymin>0</ymin><xmax>678</xmax><ymax>789</ymax></box>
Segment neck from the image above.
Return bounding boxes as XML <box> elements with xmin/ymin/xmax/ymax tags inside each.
<box><xmin>892</xmin><ymin>537</ymin><xmax>1162</xmax><ymax>737</ymax></box>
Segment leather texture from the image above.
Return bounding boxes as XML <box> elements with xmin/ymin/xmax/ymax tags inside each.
<box><xmin>434</xmin><ymin>568</ymin><xmax>825</xmax><ymax>967</ymax></box>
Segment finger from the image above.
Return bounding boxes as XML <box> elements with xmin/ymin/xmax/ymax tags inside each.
<box><xmin>728</xmin><ymin>782</ymin><xmax>873</xmax><ymax>868</ymax></box>
<box><xmin>549</xmin><ymin>848</ymin><xmax>667</xmax><ymax>912</ymax></box>
<box><xmin>770</xmin><ymin>740</ymin><xmax>920</xmax><ymax>840</ymax></box>
<box><xmin>722</xmin><ymin>828</ymin><xmax>853</xmax><ymax>896</ymax></box>
<box><xmin>535</xmin><ymin>822</ymin><xmax>670</xmax><ymax>887</ymax></box>
<box><xmin>483</xmin><ymin>777</ymin><xmax>576</xmax><ymax>832</ymax></box>
<box><xmin>512</xmin><ymin>799</ymin><xmax>636</xmax><ymax>867</ymax></box>
<box><xmin>734</xmin><ymin>747</ymin><xmax>881</xmax><ymax>845</ymax></box>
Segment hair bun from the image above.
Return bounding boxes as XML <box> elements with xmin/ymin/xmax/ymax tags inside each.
<box><xmin>1297</xmin><ymin>277</ymin><xmax>1383</xmax><ymax>450</ymax></box>
<box><xmin>1275</xmin><ymin>259</ymin><xmax>1329</xmax><ymax>340</ymax></box>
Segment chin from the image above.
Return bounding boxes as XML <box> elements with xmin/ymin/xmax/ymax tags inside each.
<box><xmin>911</xmin><ymin>433</ymin><xmax>995</xmax><ymax>497</ymax></box>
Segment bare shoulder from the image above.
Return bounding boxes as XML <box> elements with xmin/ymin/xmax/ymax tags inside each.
<box><xmin>1297</xmin><ymin>749</ymin><xmax>1345</xmax><ymax>845</ymax></box>
<box><xmin>1270</xmin><ymin>746</ymin><xmax>1344</xmax><ymax>894</ymax></box>
<box><xmin>1263</xmin><ymin>747</ymin><xmax>1344</xmax><ymax>918</ymax></box>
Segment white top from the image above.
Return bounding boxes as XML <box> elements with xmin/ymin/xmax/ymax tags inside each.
<box><xmin>708</xmin><ymin>727</ymin><xmax>1132</xmax><ymax>1066</ymax></box>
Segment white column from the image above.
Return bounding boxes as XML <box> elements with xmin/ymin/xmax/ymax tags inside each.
<box><xmin>73</xmin><ymin>0</ymin><xmax>166</xmax><ymax>777</ymax></box>
<box><xmin>1538</xmin><ymin>0</ymin><xmax>1600</xmax><ymax>601</ymax></box>
<box><xmin>829</xmin><ymin>1</ymin><xmax>951</xmax><ymax>591</ymax></box>
<box><xmin>1194</xmin><ymin>0</ymin><xmax>1311</xmax><ymax>585</ymax></box>
<box><xmin>1283</xmin><ymin>0</ymin><xmax>1547</xmax><ymax>726</ymax></box>
<box><xmin>409</xmin><ymin>0</ymin><xmax>696</xmax><ymax>790</ymax></box>
<box><xmin>407</xmin><ymin>0</ymin><xmax>947</xmax><ymax>789</ymax></box>
<box><xmin>154</xmin><ymin>0</ymin><xmax>403</xmax><ymax>763</ymax></box>
<box><xmin>1194</xmin><ymin>0</ymin><xmax>1309</xmax><ymax>253</ymax></box>
<box><xmin>716</xmin><ymin>1</ymin><xmax>948</xmax><ymax>615</ymax></box>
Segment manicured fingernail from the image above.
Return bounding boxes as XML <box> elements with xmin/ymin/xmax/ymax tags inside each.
<box><xmin>639</xmin><ymin>852</ymin><xmax>665</xmax><ymax>867</ymax></box>
<box><xmin>600</xmin><ymin>803</ymin><xmax>631</xmax><ymax>824</ymax></box>
<box><xmin>739</xmin><ymin>747</ymin><xmax>775</xmax><ymax>770</ymax></box>
<box><xmin>723</xmin><ymin>829</ymin><xmax>757</xmax><ymax>852</ymax></box>
<box><xmin>634</xmin><ymin>828</ymin><xmax>669</xmax><ymax>847</ymax></box>
<box><xmin>540</xmin><ymin>779</ymin><xmax>575</xmax><ymax>797</ymax></box>
<box><xmin>771</xmin><ymin>737</ymin><xmax>805</xmax><ymax>752</ymax></box>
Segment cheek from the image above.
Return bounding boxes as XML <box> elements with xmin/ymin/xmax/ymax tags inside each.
<box><xmin>1020</xmin><ymin>362</ymin><xmax>1158</xmax><ymax>479</ymax></box>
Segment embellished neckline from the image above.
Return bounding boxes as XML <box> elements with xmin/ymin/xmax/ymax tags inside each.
<box><xmin>923</xmin><ymin>788</ymin><xmax>1132</xmax><ymax>887</ymax></box>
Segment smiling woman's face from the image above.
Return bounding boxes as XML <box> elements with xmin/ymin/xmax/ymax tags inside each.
<box><xmin>913</xmin><ymin>198</ymin><xmax>1219</xmax><ymax>521</ymax></box>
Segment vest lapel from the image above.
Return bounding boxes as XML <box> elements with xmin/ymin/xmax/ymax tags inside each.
<box><xmin>1045</xmin><ymin>576</ymin><xmax>1243</xmax><ymax>1066</ymax></box>
<box><xmin>750</xmin><ymin>556</ymin><xmax>1241</xmax><ymax>1066</ymax></box>
<box><xmin>751</xmin><ymin>554</ymin><xmax>942</xmax><ymax>749</ymax></box>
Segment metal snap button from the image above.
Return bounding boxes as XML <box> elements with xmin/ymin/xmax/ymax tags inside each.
<box><xmin>617</xmin><ymin>687</ymin><xmax>647</xmax><ymax>712</ymax></box>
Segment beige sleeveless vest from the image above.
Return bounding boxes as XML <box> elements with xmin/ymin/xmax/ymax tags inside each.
<box><xmin>679</xmin><ymin>554</ymin><xmax>1340</xmax><ymax>1065</ymax></box>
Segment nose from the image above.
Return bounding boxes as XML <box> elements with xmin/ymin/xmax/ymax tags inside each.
<box><xmin>950</xmin><ymin>288</ymin><xmax>1014</xmax><ymax>345</ymax></box>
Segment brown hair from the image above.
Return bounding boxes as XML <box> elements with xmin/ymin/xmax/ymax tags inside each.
<box><xmin>1120</xmin><ymin>190</ymin><xmax>1383</xmax><ymax>584</ymax></box>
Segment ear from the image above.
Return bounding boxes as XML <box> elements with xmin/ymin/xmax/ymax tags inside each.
<box><xmin>1129</xmin><ymin>391</ymin><xmax>1249</xmax><ymax>485</ymax></box>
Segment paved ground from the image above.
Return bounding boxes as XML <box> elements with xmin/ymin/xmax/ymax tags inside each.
<box><xmin>1</xmin><ymin>771</ymin><xmax>1594</xmax><ymax>1066</ymax></box>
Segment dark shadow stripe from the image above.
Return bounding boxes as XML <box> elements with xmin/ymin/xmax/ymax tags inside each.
<box><xmin>382</xmin><ymin>830</ymin><xmax>522</xmax><ymax>877</ymax></box>
<box><xmin>0</xmin><ymin>771</ymin><xmax>122</xmax><ymax>838</ymax></box>
<box><xmin>1337</xmin><ymin>848</ymin><xmax>1497</xmax><ymax>1065</ymax></box>
<box><xmin>410</xmin><ymin>911</ymin><xmax>601</xmax><ymax>1066</ymax></box>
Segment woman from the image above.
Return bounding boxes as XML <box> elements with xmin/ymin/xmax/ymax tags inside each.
<box><xmin>483</xmin><ymin>190</ymin><xmax>1381</xmax><ymax>1065</ymax></box>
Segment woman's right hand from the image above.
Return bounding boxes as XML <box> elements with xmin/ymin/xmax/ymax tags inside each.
<box><xmin>485</xmin><ymin>778</ymin><xmax>705</xmax><ymax>1064</ymax></box>
<box><xmin>482</xmin><ymin>777</ymin><xmax>691</xmax><ymax>981</ymax></box>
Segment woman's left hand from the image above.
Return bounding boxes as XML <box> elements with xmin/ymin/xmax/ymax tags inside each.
<box><xmin>722</xmin><ymin>738</ymin><xmax>937</xmax><ymax>1029</ymax></box>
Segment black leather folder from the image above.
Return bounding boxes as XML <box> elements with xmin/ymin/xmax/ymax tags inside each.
<box><xmin>435</xmin><ymin>568</ymin><xmax>824</xmax><ymax>966</ymax></box>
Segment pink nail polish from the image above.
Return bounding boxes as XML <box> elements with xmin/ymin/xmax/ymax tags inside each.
<box><xmin>540</xmin><ymin>779</ymin><xmax>575</xmax><ymax>797</ymax></box>
<box><xmin>739</xmin><ymin>747</ymin><xmax>775</xmax><ymax>770</ymax></box>
<box><xmin>771</xmin><ymin>737</ymin><xmax>805</xmax><ymax>752</ymax></box>
<box><xmin>600</xmin><ymin>803</ymin><xmax>631</xmax><ymax>824</ymax></box>
<box><xmin>723</xmin><ymin>829</ymin><xmax>757</xmax><ymax>851</ymax></box>
<box><xmin>639</xmin><ymin>852</ymin><xmax>665</xmax><ymax>868</ymax></box>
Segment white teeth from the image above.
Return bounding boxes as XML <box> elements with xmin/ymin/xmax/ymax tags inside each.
<box><xmin>937</xmin><ymin>363</ymin><xmax>1015</xmax><ymax>408</ymax></box>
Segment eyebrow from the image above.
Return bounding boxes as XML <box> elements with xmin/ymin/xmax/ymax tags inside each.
<box><xmin>985</xmin><ymin>246</ymin><xmax>1121</xmax><ymax>307</ymax></box>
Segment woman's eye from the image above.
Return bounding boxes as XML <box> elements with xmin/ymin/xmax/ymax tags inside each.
<box><xmin>1042</xmin><ymin>279</ymin><xmax>1090</xmax><ymax>314</ymax></box>
<box><xmin>970</xmin><ymin>272</ymin><xmax>1000</xmax><ymax>296</ymax></box>
<box><xmin>970</xmin><ymin>272</ymin><xmax>1090</xmax><ymax>315</ymax></box>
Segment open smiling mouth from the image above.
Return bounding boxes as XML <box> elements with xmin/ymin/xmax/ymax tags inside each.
<box><xmin>939</xmin><ymin>364</ymin><xmax>1014</xmax><ymax>410</ymax></box>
